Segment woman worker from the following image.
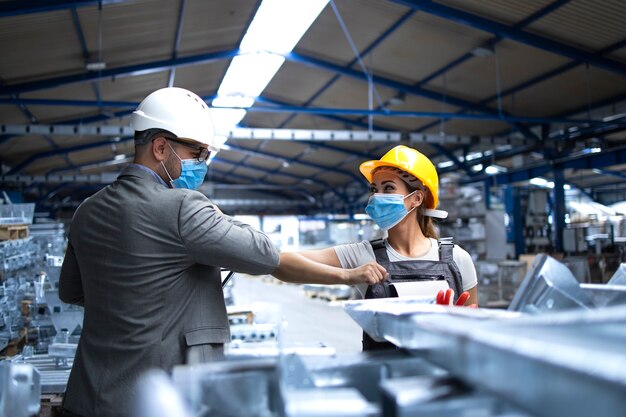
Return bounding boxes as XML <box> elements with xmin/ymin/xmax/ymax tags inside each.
<box><xmin>292</xmin><ymin>145</ymin><xmax>478</xmax><ymax>350</ymax></box>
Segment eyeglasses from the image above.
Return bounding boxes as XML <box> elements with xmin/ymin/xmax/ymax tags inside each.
<box><xmin>167</xmin><ymin>138</ymin><xmax>211</xmax><ymax>162</ymax></box>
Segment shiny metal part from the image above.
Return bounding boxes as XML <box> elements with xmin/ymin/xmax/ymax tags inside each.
<box><xmin>9</xmin><ymin>354</ymin><xmax>72</xmax><ymax>394</ymax></box>
<box><xmin>580</xmin><ymin>283</ymin><xmax>626</xmax><ymax>307</ymax></box>
<box><xmin>508</xmin><ymin>254</ymin><xmax>592</xmax><ymax>313</ymax></box>
<box><xmin>173</xmin><ymin>358</ymin><xmax>278</xmax><ymax>417</ymax></box>
<box><xmin>44</xmin><ymin>289</ymin><xmax>83</xmax><ymax>334</ymax></box>
<box><xmin>343</xmin><ymin>297</ymin><xmax>517</xmax><ymax>344</ymax></box>
<box><xmin>358</xmin><ymin>302</ymin><xmax>626</xmax><ymax>417</ymax></box>
<box><xmin>135</xmin><ymin>370</ymin><xmax>192</xmax><ymax>417</ymax></box>
<box><xmin>0</xmin><ymin>362</ymin><xmax>40</xmax><ymax>417</ymax></box>
<box><xmin>380</xmin><ymin>376</ymin><xmax>526</xmax><ymax>417</ymax></box>
<box><xmin>283</xmin><ymin>388</ymin><xmax>377</xmax><ymax>417</ymax></box>
<box><xmin>608</xmin><ymin>263</ymin><xmax>626</xmax><ymax>286</ymax></box>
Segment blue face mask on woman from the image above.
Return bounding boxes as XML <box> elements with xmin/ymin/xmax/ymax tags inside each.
<box><xmin>162</xmin><ymin>142</ymin><xmax>208</xmax><ymax>190</ymax></box>
<box><xmin>365</xmin><ymin>190</ymin><xmax>418</xmax><ymax>231</ymax></box>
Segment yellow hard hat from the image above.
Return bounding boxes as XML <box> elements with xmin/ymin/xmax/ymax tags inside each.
<box><xmin>360</xmin><ymin>145</ymin><xmax>439</xmax><ymax>209</ymax></box>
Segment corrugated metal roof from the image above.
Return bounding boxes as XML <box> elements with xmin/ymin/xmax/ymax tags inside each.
<box><xmin>0</xmin><ymin>10</ymin><xmax>84</xmax><ymax>82</ymax></box>
<box><xmin>0</xmin><ymin>0</ymin><xmax>624</xmax><ymax>211</ymax></box>
<box><xmin>527</xmin><ymin>0</ymin><xmax>626</xmax><ymax>51</ymax></box>
<box><xmin>504</xmin><ymin>65</ymin><xmax>626</xmax><ymax>117</ymax></box>
<box><xmin>434</xmin><ymin>0</ymin><xmax>554</xmax><ymax>25</ymax></box>
<box><xmin>363</xmin><ymin>12</ymin><xmax>491</xmax><ymax>84</ymax></box>
<box><xmin>426</xmin><ymin>39</ymin><xmax>571</xmax><ymax>103</ymax></box>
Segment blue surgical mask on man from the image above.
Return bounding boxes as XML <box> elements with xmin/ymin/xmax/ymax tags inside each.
<box><xmin>161</xmin><ymin>142</ymin><xmax>208</xmax><ymax>190</ymax></box>
<box><xmin>365</xmin><ymin>190</ymin><xmax>418</xmax><ymax>231</ymax></box>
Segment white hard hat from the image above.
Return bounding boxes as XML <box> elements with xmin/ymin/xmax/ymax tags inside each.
<box><xmin>130</xmin><ymin>87</ymin><xmax>218</xmax><ymax>151</ymax></box>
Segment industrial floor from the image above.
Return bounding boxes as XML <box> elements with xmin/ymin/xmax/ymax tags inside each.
<box><xmin>232</xmin><ymin>275</ymin><xmax>363</xmax><ymax>354</ymax></box>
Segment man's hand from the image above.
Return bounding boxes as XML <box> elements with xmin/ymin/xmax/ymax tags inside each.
<box><xmin>436</xmin><ymin>289</ymin><xmax>477</xmax><ymax>308</ymax></box>
<box><xmin>345</xmin><ymin>262</ymin><xmax>388</xmax><ymax>285</ymax></box>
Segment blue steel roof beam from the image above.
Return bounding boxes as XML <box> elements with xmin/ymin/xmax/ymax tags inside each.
<box><xmin>462</xmin><ymin>144</ymin><xmax>626</xmax><ymax>185</ymax></box>
<box><xmin>278</xmin><ymin>9</ymin><xmax>415</xmax><ymax>129</ymax></box>
<box><xmin>0</xmin><ymin>108</ymin><xmax>135</xmax><ymax>146</ymax></box>
<box><xmin>0</xmin><ymin>98</ymin><xmax>137</xmax><ymax>107</ymax></box>
<box><xmin>420</xmin><ymin>37</ymin><xmax>626</xmax><ymax>135</ymax></box>
<box><xmin>1</xmin><ymin>97</ymin><xmax>611</xmax><ymax>125</ymax></box>
<box><xmin>205</xmin><ymin>173</ymin><xmax>320</xmax><ymax>206</ymax></box>
<box><xmin>0</xmin><ymin>49</ymin><xmax>239</xmax><ymax>96</ymax></box>
<box><xmin>482</xmin><ymin>38</ymin><xmax>626</xmax><ymax>107</ymax></box>
<box><xmin>7</xmin><ymin>136</ymin><xmax>134</xmax><ymax>174</ymax></box>
<box><xmin>417</xmin><ymin>0</ymin><xmax>572</xmax><ymax>87</ymax></box>
<box><xmin>590</xmin><ymin>168</ymin><xmax>626</xmax><ymax>182</ymax></box>
<box><xmin>287</xmin><ymin>52</ymin><xmax>511</xmax><ymax>117</ymax></box>
<box><xmin>45</xmin><ymin>156</ymin><xmax>309</xmax><ymax>202</ymax></box>
<box><xmin>225</xmin><ymin>143</ymin><xmax>360</xmax><ymax>182</ymax></box>
<box><xmin>256</xmin><ymin>96</ymin><xmax>397</xmax><ymax>131</ymax></box>
<box><xmin>167</xmin><ymin>0</ymin><xmax>187</xmax><ymax>88</ymax></box>
<box><xmin>0</xmin><ymin>94</ymin><xmax>216</xmax><ymax>145</ymax></box>
<box><xmin>70</xmin><ymin>7</ymin><xmax>102</xmax><ymax>104</ymax></box>
<box><xmin>0</xmin><ymin>0</ymin><xmax>130</xmax><ymax>18</ymax></box>
<box><xmin>557</xmin><ymin>91</ymin><xmax>626</xmax><ymax>119</ymax></box>
<box><xmin>286</xmin><ymin>52</ymin><xmax>540</xmax><ymax>139</ymax></box>
<box><xmin>429</xmin><ymin>143</ymin><xmax>473</xmax><ymax>175</ymax></box>
<box><xmin>0</xmin><ymin>95</ymin><xmax>217</xmax><ymax>109</ymax></box>
<box><xmin>246</xmin><ymin>103</ymin><xmax>606</xmax><ymax>125</ymax></box>
<box><xmin>390</xmin><ymin>0</ymin><xmax>626</xmax><ymax>78</ymax></box>
<box><xmin>214</xmin><ymin>155</ymin><xmax>330</xmax><ymax>189</ymax></box>
<box><xmin>440</xmin><ymin>144</ymin><xmax>538</xmax><ymax>175</ymax></box>
<box><xmin>0</xmin><ymin>79</ymin><xmax>69</xmax><ymax>168</ymax></box>
<box><xmin>300</xmin><ymin>141</ymin><xmax>382</xmax><ymax>162</ymax></box>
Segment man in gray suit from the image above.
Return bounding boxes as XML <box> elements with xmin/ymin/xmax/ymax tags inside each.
<box><xmin>59</xmin><ymin>87</ymin><xmax>387</xmax><ymax>417</ymax></box>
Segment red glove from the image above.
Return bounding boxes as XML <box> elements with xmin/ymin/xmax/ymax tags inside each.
<box><xmin>436</xmin><ymin>289</ymin><xmax>477</xmax><ymax>308</ymax></box>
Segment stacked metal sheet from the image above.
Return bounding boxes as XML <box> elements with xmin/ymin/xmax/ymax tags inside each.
<box><xmin>135</xmin><ymin>255</ymin><xmax>626</xmax><ymax>417</ymax></box>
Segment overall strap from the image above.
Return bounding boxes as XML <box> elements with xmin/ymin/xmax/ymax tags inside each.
<box><xmin>438</xmin><ymin>237</ymin><xmax>464</xmax><ymax>296</ymax></box>
<box><xmin>370</xmin><ymin>238</ymin><xmax>390</xmax><ymax>263</ymax></box>
<box><xmin>438</xmin><ymin>237</ymin><xmax>454</xmax><ymax>262</ymax></box>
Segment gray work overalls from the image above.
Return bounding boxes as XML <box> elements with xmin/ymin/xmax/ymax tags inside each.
<box><xmin>363</xmin><ymin>237</ymin><xmax>464</xmax><ymax>351</ymax></box>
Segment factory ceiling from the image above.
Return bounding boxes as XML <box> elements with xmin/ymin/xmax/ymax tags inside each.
<box><xmin>0</xmin><ymin>0</ymin><xmax>625</xmax><ymax>215</ymax></box>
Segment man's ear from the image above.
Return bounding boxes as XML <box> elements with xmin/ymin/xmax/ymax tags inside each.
<box><xmin>152</xmin><ymin>137</ymin><xmax>168</xmax><ymax>161</ymax></box>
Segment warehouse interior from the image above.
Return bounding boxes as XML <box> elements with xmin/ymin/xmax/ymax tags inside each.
<box><xmin>0</xmin><ymin>0</ymin><xmax>625</xmax><ymax>416</ymax></box>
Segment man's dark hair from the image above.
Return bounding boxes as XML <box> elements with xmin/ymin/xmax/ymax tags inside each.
<box><xmin>134</xmin><ymin>128</ymin><xmax>176</xmax><ymax>146</ymax></box>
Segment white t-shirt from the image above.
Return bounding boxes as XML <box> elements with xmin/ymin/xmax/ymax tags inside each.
<box><xmin>334</xmin><ymin>238</ymin><xmax>478</xmax><ymax>298</ymax></box>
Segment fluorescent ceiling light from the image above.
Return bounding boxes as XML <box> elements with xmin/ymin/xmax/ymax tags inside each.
<box><xmin>485</xmin><ymin>165</ymin><xmax>499</xmax><ymax>175</ymax></box>
<box><xmin>530</xmin><ymin>177</ymin><xmax>549</xmax><ymax>187</ymax></box>
<box><xmin>438</xmin><ymin>161</ymin><xmax>455</xmax><ymax>168</ymax></box>
<box><xmin>465</xmin><ymin>152</ymin><xmax>483</xmax><ymax>161</ymax></box>
<box><xmin>240</xmin><ymin>0</ymin><xmax>329</xmax><ymax>54</ymax></box>
<box><xmin>217</xmin><ymin>53</ymin><xmax>285</xmax><ymax>98</ymax></box>
<box><xmin>209</xmin><ymin>108</ymin><xmax>248</xmax><ymax>135</ymax></box>
<box><xmin>212</xmin><ymin>0</ymin><xmax>328</xmax><ymax>137</ymax></box>
<box><xmin>472</xmin><ymin>164</ymin><xmax>483</xmax><ymax>171</ymax></box>
<box><xmin>212</xmin><ymin>96</ymin><xmax>255</xmax><ymax>109</ymax></box>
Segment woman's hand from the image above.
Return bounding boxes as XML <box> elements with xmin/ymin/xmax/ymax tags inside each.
<box><xmin>345</xmin><ymin>262</ymin><xmax>388</xmax><ymax>285</ymax></box>
<box><xmin>436</xmin><ymin>288</ymin><xmax>477</xmax><ymax>308</ymax></box>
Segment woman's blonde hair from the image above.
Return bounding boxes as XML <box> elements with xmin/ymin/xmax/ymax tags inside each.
<box><xmin>416</xmin><ymin>190</ymin><xmax>439</xmax><ymax>239</ymax></box>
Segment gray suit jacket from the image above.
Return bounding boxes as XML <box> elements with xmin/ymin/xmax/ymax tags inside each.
<box><xmin>59</xmin><ymin>165</ymin><xmax>279</xmax><ymax>417</ymax></box>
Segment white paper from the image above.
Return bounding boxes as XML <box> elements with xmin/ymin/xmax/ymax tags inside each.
<box><xmin>392</xmin><ymin>281</ymin><xmax>449</xmax><ymax>298</ymax></box>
